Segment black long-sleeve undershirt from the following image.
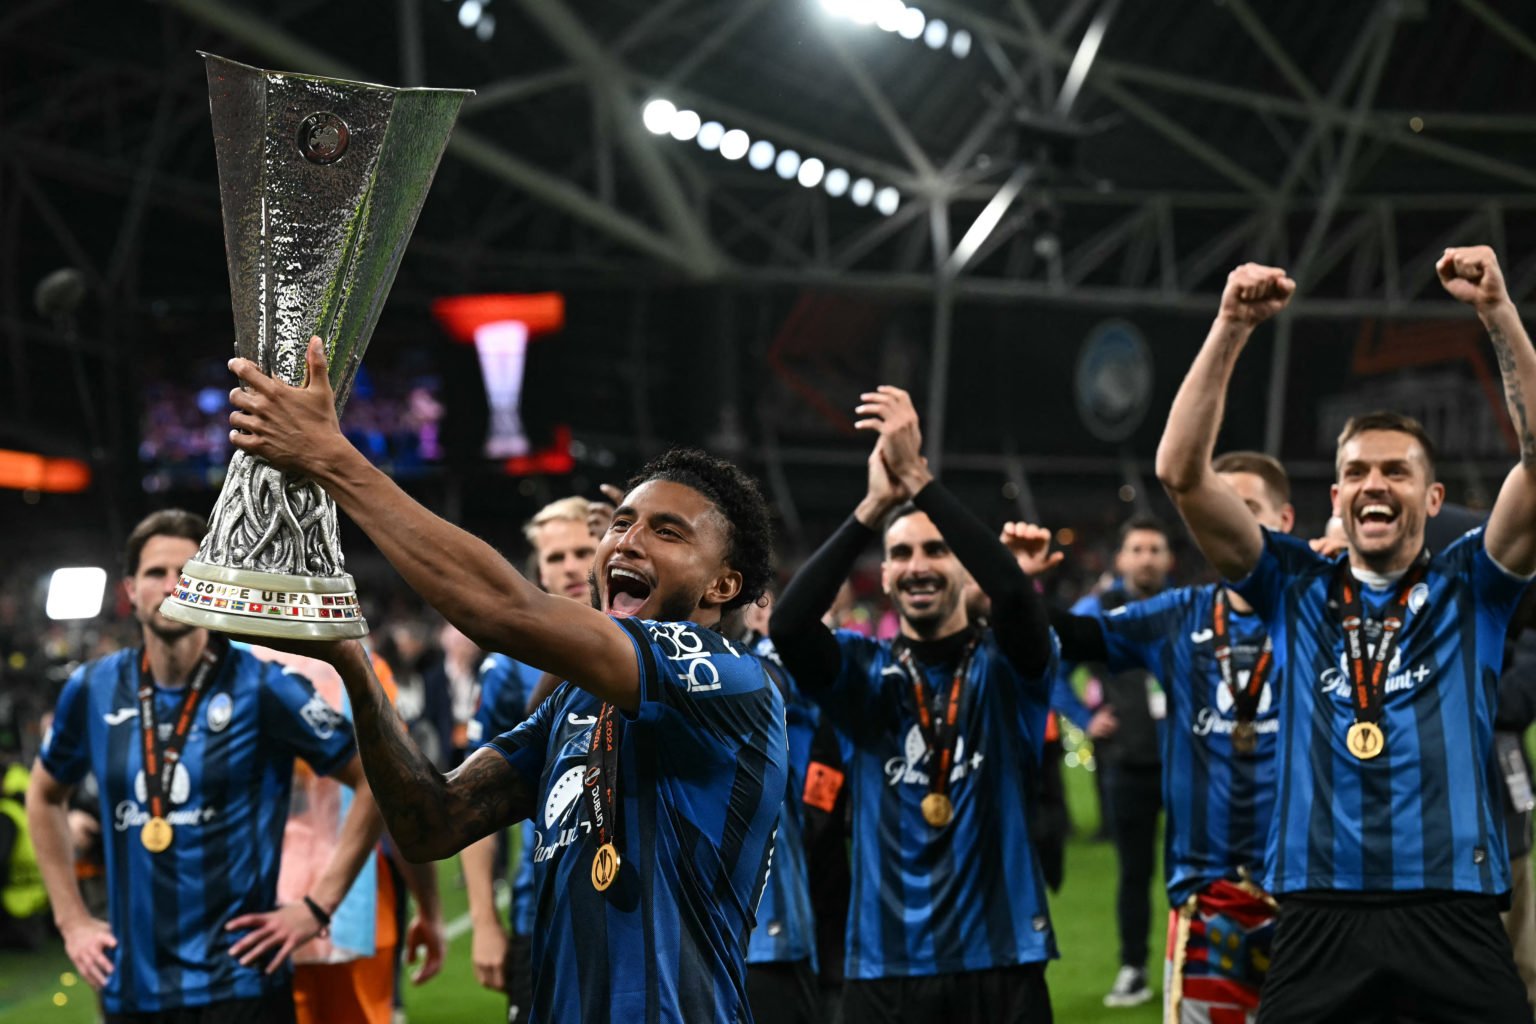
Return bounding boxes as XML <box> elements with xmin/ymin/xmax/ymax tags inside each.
<box><xmin>770</xmin><ymin>480</ymin><xmax>1054</xmax><ymax>689</ymax></box>
<box><xmin>1049</xmin><ymin>606</ymin><xmax>1110</xmax><ymax>664</ymax></box>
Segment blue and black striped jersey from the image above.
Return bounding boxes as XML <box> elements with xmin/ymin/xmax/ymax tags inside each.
<box><xmin>489</xmin><ymin>617</ymin><xmax>787</xmax><ymax>1023</ymax></box>
<box><xmin>471</xmin><ymin>652</ymin><xmax>543</xmax><ymax>936</ymax></box>
<box><xmin>40</xmin><ymin>643</ymin><xmax>355</xmax><ymax>1013</ymax></box>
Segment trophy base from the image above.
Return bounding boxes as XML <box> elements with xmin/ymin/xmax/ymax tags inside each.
<box><xmin>160</xmin><ymin>560</ymin><xmax>368</xmax><ymax>640</ymax></box>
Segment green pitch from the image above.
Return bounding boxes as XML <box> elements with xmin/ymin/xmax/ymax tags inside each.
<box><xmin>0</xmin><ymin>764</ymin><xmax>1164</xmax><ymax>1023</ymax></box>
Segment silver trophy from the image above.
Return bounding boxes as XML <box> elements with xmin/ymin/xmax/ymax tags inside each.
<box><xmin>160</xmin><ymin>53</ymin><xmax>469</xmax><ymax>640</ymax></box>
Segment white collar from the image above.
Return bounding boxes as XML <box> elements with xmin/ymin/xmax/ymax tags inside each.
<box><xmin>1350</xmin><ymin>565</ymin><xmax>1407</xmax><ymax>592</ymax></box>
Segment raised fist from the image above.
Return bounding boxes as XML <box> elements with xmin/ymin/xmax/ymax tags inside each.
<box><xmin>1218</xmin><ymin>263</ymin><xmax>1296</xmax><ymax>327</ymax></box>
<box><xmin>1436</xmin><ymin>246</ymin><xmax>1509</xmax><ymax>311</ymax></box>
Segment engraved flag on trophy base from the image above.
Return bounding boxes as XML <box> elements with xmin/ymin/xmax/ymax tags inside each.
<box><xmin>160</xmin><ymin>53</ymin><xmax>469</xmax><ymax>640</ymax></box>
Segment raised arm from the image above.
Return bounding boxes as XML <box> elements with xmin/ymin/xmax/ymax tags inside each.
<box><xmin>770</xmin><ymin>441</ymin><xmax>906</xmax><ymax>687</ymax></box>
<box><xmin>319</xmin><ymin>640</ymin><xmax>535</xmax><ymax>862</ymax></box>
<box><xmin>857</xmin><ymin>386</ymin><xmax>1053</xmax><ymax>675</ymax></box>
<box><xmin>1439</xmin><ymin>246</ymin><xmax>1536</xmax><ymax>577</ymax></box>
<box><xmin>227</xmin><ymin>339</ymin><xmax>640</xmax><ymax>709</ymax></box>
<box><xmin>1156</xmin><ymin>264</ymin><xmax>1294</xmax><ymax>579</ymax></box>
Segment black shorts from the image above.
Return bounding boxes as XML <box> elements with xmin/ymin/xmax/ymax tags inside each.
<box><xmin>106</xmin><ymin>983</ymin><xmax>295</xmax><ymax>1024</ymax></box>
<box><xmin>841</xmin><ymin>962</ymin><xmax>1051</xmax><ymax>1024</ymax></box>
<box><xmin>1259</xmin><ymin>892</ymin><xmax>1531</xmax><ymax>1024</ymax></box>
<box><xmin>748</xmin><ymin>959</ymin><xmax>822</xmax><ymax>1024</ymax></box>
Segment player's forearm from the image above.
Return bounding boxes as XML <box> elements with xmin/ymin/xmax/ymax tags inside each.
<box><xmin>25</xmin><ymin>789</ymin><xmax>91</xmax><ymax>929</ymax></box>
<box><xmin>1156</xmin><ymin>316</ymin><xmax>1252</xmax><ymax>493</ymax></box>
<box><xmin>310</xmin><ymin>447</ymin><xmax>542</xmax><ymax>650</ymax></box>
<box><xmin>460</xmin><ymin>833</ymin><xmax>503</xmax><ymax>928</ymax></box>
<box><xmin>393</xmin><ymin>849</ymin><xmax>443</xmax><ymax>922</ymax></box>
<box><xmin>308</xmin><ymin>779</ymin><xmax>385</xmax><ymax>913</ymax></box>
<box><xmin>1483</xmin><ymin>300</ymin><xmax>1536</xmax><ymax>472</ymax></box>
<box><xmin>330</xmin><ymin>644</ymin><xmax>469</xmax><ymax>860</ymax></box>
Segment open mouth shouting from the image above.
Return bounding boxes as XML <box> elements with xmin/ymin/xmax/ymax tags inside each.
<box><xmin>1353</xmin><ymin>500</ymin><xmax>1400</xmax><ymax>542</ymax></box>
<box><xmin>605</xmin><ymin>563</ymin><xmax>654</xmax><ymax>618</ymax></box>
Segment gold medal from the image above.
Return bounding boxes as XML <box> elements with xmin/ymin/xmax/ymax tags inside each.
<box><xmin>141</xmin><ymin>816</ymin><xmax>174</xmax><ymax>853</ymax></box>
<box><xmin>920</xmin><ymin>792</ymin><xmax>954</xmax><ymax>828</ymax></box>
<box><xmin>1346</xmin><ymin>721</ymin><xmax>1385</xmax><ymax>761</ymax></box>
<box><xmin>1231</xmin><ymin>720</ymin><xmax>1258</xmax><ymax>755</ymax></box>
<box><xmin>591</xmin><ymin>842</ymin><xmax>620</xmax><ymax>892</ymax></box>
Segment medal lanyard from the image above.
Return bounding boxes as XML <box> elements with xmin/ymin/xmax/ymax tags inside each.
<box><xmin>1212</xmin><ymin>589</ymin><xmax>1272</xmax><ymax>725</ymax></box>
<box><xmin>896</xmin><ymin>634</ymin><xmax>979</xmax><ymax>802</ymax></box>
<box><xmin>137</xmin><ymin>638</ymin><xmax>223</xmax><ymax>824</ymax></box>
<box><xmin>582</xmin><ymin>702</ymin><xmax>622</xmax><ymax>852</ymax></box>
<box><xmin>1332</xmin><ymin>554</ymin><xmax>1428</xmax><ymax>726</ymax></box>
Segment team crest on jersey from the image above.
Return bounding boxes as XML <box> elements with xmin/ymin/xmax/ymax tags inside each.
<box><xmin>884</xmin><ymin>724</ymin><xmax>984</xmax><ymax>787</ymax></box>
<box><xmin>205</xmin><ymin>693</ymin><xmax>233</xmax><ymax>733</ymax></box>
<box><xmin>1408</xmin><ymin>582</ymin><xmax>1429</xmax><ymax>614</ymax></box>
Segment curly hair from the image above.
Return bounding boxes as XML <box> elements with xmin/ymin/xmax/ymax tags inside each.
<box><xmin>627</xmin><ymin>448</ymin><xmax>774</xmax><ymax>611</ymax></box>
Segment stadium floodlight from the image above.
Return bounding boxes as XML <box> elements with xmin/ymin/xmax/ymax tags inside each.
<box><xmin>897</xmin><ymin>6</ymin><xmax>925</xmax><ymax>39</ymax></box>
<box><xmin>847</xmin><ymin>0</ymin><xmax>878</xmax><ymax>25</ymax></box>
<box><xmin>458</xmin><ymin>0</ymin><xmax>482</xmax><ymax>29</ymax></box>
<box><xmin>697</xmin><ymin>120</ymin><xmax>725</xmax><ymax>151</ymax></box>
<box><xmin>475</xmin><ymin>14</ymin><xmax>495</xmax><ymax>40</ymax></box>
<box><xmin>874</xmin><ymin>186</ymin><xmax>900</xmax><ymax>215</ymax></box>
<box><xmin>669</xmin><ymin>109</ymin><xmax>702</xmax><ymax>142</ymax></box>
<box><xmin>951</xmin><ymin>29</ymin><xmax>971</xmax><ymax>58</ymax></box>
<box><xmin>748</xmin><ymin>139</ymin><xmax>777</xmax><ymax>171</ymax></box>
<box><xmin>642</xmin><ymin>98</ymin><xmax>678</xmax><ymax>135</ymax></box>
<box><xmin>46</xmin><ymin>567</ymin><xmax>107</xmax><ymax>621</ymax></box>
<box><xmin>923</xmin><ymin>18</ymin><xmax>948</xmax><ymax>48</ymax></box>
<box><xmin>875</xmin><ymin>0</ymin><xmax>906</xmax><ymax>32</ymax></box>
<box><xmin>850</xmin><ymin>177</ymin><xmax>875</xmax><ymax>206</ymax></box>
<box><xmin>824</xmin><ymin>167</ymin><xmax>851</xmax><ymax>196</ymax></box>
<box><xmin>774</xmin><ymin>149</ymin><xmax>802</xmax><ymax>180</ymax></box>
<box><xmin>720</xmin><ymin>129</ymin><xmax>750</xmax><ymax>160</ymax></box>
<box><xmin>797</xmin><ymin>158</ymin><xmax>826</xmax><ymax>188</ymax></box>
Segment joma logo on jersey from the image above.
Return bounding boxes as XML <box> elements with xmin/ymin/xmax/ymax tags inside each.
<box><xmin>648</xmin><ymin>622</ymin><xmax>737</xmax><ymax>693</ymax></box>
<box><xmin>884</xmin><ymin>725</ymin><xmax>984</xmax><ymax>787</ymax></box>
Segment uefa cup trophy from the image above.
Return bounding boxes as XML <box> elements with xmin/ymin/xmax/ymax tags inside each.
<box><xmin>160</xmin><ymin>53</ymin><xmax>469</xmax><ymax>640</ymax></box>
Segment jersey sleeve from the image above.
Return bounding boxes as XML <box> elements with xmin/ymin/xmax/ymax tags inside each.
<box><xmin>39</xmin><ymin>665</ymin><xmax>91</xmax><ymax>785</ymax></box>
<box><xmin>1232</xmin><ymin>528</ymin><xmax>1326</xmax><ymax>623</ymax></box>
<box><xmin>791</xmin><ymin>628</ymin><xmax>885</xmax><ymax>737</ymax></box>
<box><xmin>1096</xmin><ymin>588</ymin><xmax>1189</xmax><ymax>682</ymax></box>
<box><xmin>468</xmin><ymin>654</ymin><xmax>531</xmax><ymax>750</ymax></box>
<box><xmin>487</xmin><ymin>689</ymin><xmax>556</xmax><ymax>798</ymax></box>
<box><xmin>259</xmin><ymin>661</ymin><xmax>358</xmax><ymax>777</ymax></box>
<box><xmin>1470</xmin><ymin>527</ymin><xmax>1535</xmax><ymax>626</ymax></box>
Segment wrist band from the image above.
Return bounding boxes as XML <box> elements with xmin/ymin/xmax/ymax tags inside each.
<box><xmin>302</xmin><ymin>895</ymin><xmax>331</xmax><ymax>936</ymax></box>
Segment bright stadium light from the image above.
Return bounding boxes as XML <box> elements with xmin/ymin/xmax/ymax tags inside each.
<box><xmin>697</xmin><ymin>120</ymin><xmax>725</xmax><ymax>151</ymax></box>
<box><xmin>850</xmin><ymin>177</ymin><xmax>875</xmax><ymax>206</ymax></box>
<box><xmin>458</xmin><ymin>0</ymin><xmax>481</xmax><ymax>29</ymax></box>
<box><xmin>951</xmin><ymin>28</ymin><xmax>972</xmax><ymax>58</ymax></box>
<box><xmin>874</xmin><ymin>186</ymin><xmax>900</xmax><ymax>215</ymax></box>
<box><xmin>897</xmin><ymin>7</ymin><xmax>925</xmax><ymax>39</ymax></box>
<box><xmin>797</xmin><ymin>158</ymin><xmax>826</xmax><ymax>188</ymax></box>
<box><xmin>923</xmin><ymin>18</ymin><xmax>948</xmax><ymax>49</ymax></box>
<box><xmin>669</xmin><ymin>109</ymin><xmax>702</xmax><ymax>142</ymax></box>
<box><xmin>824</xmin><ymin>167</ymin><xmax>851</xmax><ymax>196</ymax></box>
<box><xmin>847</xmin><ymin>0</ymin><xmax>878</xmax><ymax>25</ymax></box>
<box><xmin>875</xmin><ymin>0</ymin><xmax>905</xmax><ymax>32</ymax></box>
<box><xmin>642</xmin><ymin>98</ymin><xmax>677</xmax><ymax>135</ymax></box>
<box><xmin>774</xmin><ymin>149</ymin><xmax>802</xmax><ymax>180</ymax></box>
<box><xmin>46</xmin><ymin>567</ymin><xmax>107</xmax><ymax>621</ymax></box>
<box><xmin>748</xmin><ymin>139</ymin><xmax>777</xmax><ymax>171</ymax></box>
<box><xmin>720</xmin><ymin>129</ymin><xmax>751</xmax><ymax>160</ymax></box>
<box><xmin>475</xmin><ymin>14</ymin><xmax>495</xmax><ymax>41</ymax></box>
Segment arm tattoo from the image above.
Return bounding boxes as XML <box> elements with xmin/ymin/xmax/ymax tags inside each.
<box><xmin>1490</xmin><ymin>323</ymin><xmax>1536</xmax><ymax>469</ymax></box>
<box><xmin>345</xmin><ymin>661</ymin><xmax>533</xmax><ymax>861</ymax></box>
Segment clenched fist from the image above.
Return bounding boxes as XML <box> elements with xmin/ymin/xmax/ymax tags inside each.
<box><xmin>1218</xmin><ymin>263</ymin><xmax>1296</xmax><ymax>327</ymax></box>
<box><xmin>1436</xmin><ymin>246</ymin><xmax>1509</xmax><ymax>312</ymax></box>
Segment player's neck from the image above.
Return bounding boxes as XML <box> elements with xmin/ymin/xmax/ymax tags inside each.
<box><xmin>1122</xmin><ymin>579</ymin><xmax>1162</xmax><ymax>601</ymax></box>
<box><xmin>143</xmin><ymin>628</ymin><xmax>210</xmax><ymax>688</ymax></box>
<box><xmin>1222</xmin><ymin>587</ymin><xmax>1254</xmax><ymax>615</ymax></box>
<box><xmin>1348</xmin><ymin>539</ymin><xmax>1422</xmax><ymax>586</ymax></box>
